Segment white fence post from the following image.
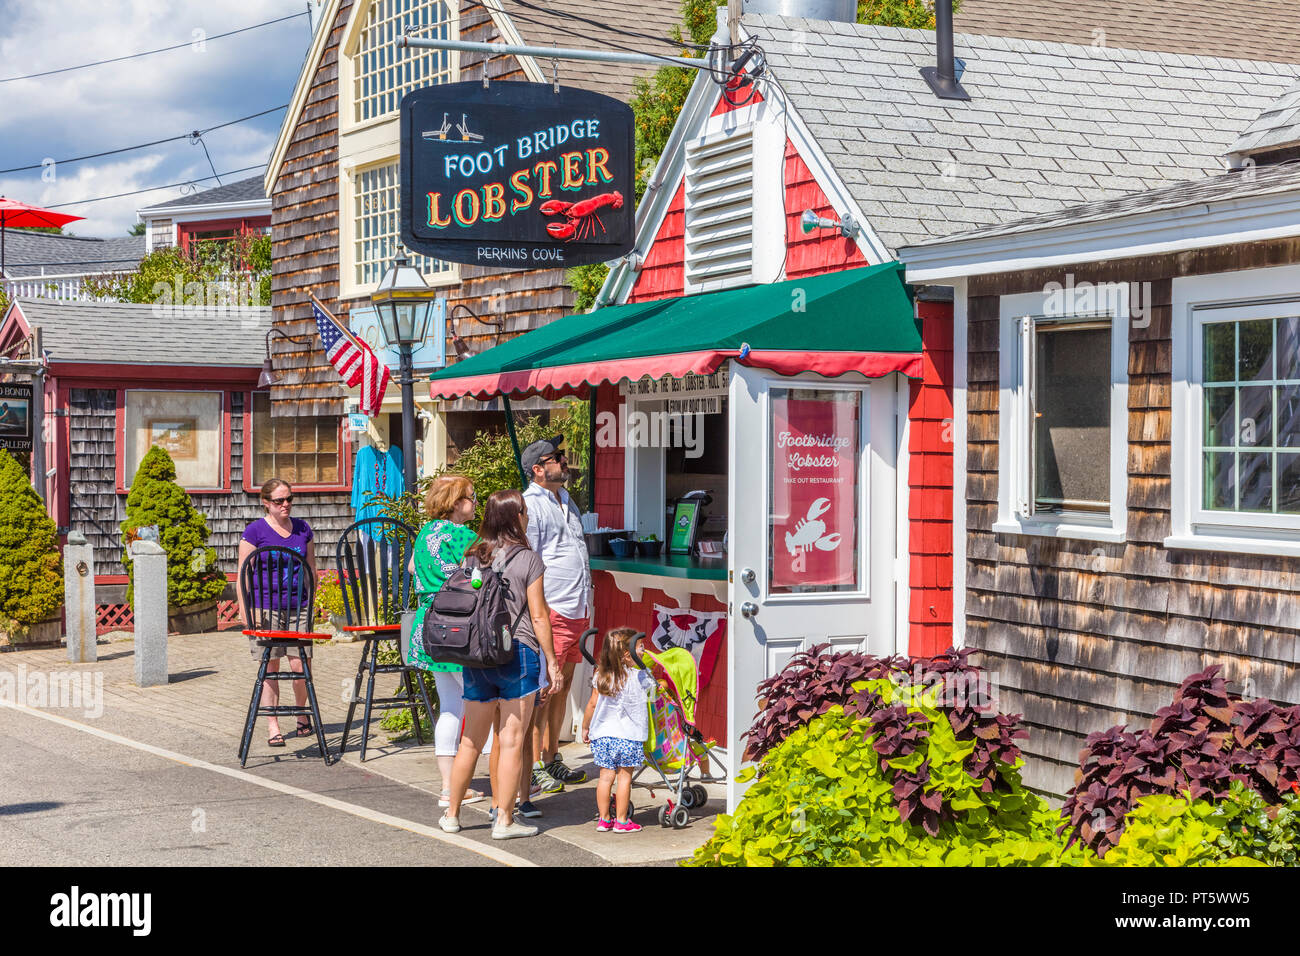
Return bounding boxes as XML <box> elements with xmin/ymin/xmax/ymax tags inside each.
<box><xmin>64</xmin><ymin>531</ymin><xmax>97</xmax><ymax>663</ymax></box>
<box><xmin>130</xmin><ymin>540</ymin><xmax>169</xmax><ymax>686</ymax></box>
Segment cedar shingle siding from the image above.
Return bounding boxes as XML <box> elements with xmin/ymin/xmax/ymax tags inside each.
<box><xmin>269</xmin><ymin>0</ymin><xmax>352</xmax><ymax>418</ymax></box>
<box><xmin>964</xmin><ymin>239</ymin><xmax>1300</xmax><ymax>799</ymax></box>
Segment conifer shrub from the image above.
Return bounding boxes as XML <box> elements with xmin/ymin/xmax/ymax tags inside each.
<box><xmin>120</xmin><ymin>446</ymin><xmax>225</xmax><ymax>609</ymax></box>
<box><xmin>0</xmin><ymin>448</ymin><xmax>64</xmax><ymax>634</ymax></box>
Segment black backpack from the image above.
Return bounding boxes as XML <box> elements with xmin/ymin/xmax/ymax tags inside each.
<box><xmin>421</xmin><ymin>547</ymin><xmax>527</xmax><ymax>668</ymax></box>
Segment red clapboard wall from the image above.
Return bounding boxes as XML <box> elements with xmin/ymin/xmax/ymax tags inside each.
<box><xmin>908</xmin><ymin>302</ymin><xmax>955</xmax><ymax>656</ymax></box>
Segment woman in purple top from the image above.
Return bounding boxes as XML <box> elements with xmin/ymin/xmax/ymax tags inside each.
<box><xmin>237</xmin><ymin>478</ymin><xmax>318</xmax><ymax>748</ymax></box>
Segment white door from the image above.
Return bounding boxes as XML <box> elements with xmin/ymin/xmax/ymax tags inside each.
<box><xmin>726</xmin><ymin>362</ymin><xmax>900</xmax><ymax>809</ymax></box>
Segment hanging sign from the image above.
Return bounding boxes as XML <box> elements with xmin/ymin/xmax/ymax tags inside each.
<box><xmin>0</xmin><ymin>382</ymin><xmax>34</xmax><ymax>452</ymax></box>
<box><xmin>400</xmin><ymin>81</ymin><xmax>635</xmax><ymax>269</ymax></box>
<box><xmin>769</xmin><ymin>391</ymin><xmax>859</xmax><ymax>590</ymax></box>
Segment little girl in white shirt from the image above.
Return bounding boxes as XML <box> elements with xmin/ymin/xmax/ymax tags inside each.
<box><xmin>581</xmin><ymin>627</ymin><xmax>654</xmax><ymax>833</ymax></box>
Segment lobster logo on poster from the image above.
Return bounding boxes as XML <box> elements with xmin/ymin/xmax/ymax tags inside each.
<box><xmin>770</xmin><ymin>395</ymin><xmax>857</xmax><ymax>588</ymax></box>
<box><xmin>400</xmin><ymin>82</ymin><xmax>634</xmax><ymax>268</ymax></box>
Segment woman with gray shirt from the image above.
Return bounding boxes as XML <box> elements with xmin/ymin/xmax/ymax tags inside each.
<box><xmin>439</xmin><ymin>489</ymin><xmax>562</xmax><ymax>839</ymax></box>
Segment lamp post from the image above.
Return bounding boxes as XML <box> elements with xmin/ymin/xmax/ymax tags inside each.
<box><xmin>371</xmin><ymin>255</ymin><xmax>439</xmax><ymax>493</ymax></box>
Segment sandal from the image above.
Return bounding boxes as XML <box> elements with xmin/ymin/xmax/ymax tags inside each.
<box><xmin>268</xmin><ymin>733</ymin><xmax>286</xmax><ymax>747</ymax></box>
<box><xmin>438</xmin><ymin>788</ymin><xmax>486</xmax><ymax>808</ymax></box>
<box><xmin>296</xmin><ymin>719</ymin><xmax>313</xmax><ymax>737</ymax></box>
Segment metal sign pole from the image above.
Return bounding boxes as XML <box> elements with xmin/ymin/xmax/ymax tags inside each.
<box><xmin>398</xmin><ymin>34</ymin><xmax>716</xmax><ymax>71</ymax></box>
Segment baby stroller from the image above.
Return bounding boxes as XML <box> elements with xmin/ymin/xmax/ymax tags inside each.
<box><xmin>581</xmin><ymin>628</ymin><xmax>728</xmax><ymax>829</ymax></box>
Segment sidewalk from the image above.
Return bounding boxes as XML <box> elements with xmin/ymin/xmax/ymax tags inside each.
<box><xmin>0</xmin><ymin>631</ymin><xmax>721</xmax><ymax>865</ymax></box>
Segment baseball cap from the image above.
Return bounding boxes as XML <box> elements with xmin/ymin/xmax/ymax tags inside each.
<box><xmin>521</xmin><ymin>435</ymin><xmax>565</xmax><ymax>476</ymax></box>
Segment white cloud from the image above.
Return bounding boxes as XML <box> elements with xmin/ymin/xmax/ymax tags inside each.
<box><xmin>0</xmin><ymin>0</ymin><xmax>311</xmax><ymax>235</ymax></box>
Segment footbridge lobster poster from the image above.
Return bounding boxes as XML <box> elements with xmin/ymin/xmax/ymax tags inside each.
<box><xmin>769</xmin><ymin>389</ymin><xmax>859</xmax><ymax>591</ymax></box>
<box><xmin>400</xmin><ymin>81</ymin><xmax>635</xmax><ymax>268</ymax></box>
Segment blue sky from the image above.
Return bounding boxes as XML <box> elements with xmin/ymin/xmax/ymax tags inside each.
<box><xmin>0</xmin><ymin>0</ymin><xmax>320</xmax><ymax>237</ymax></box>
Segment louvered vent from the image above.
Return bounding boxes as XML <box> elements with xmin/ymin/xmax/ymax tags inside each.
<box><xmin>684</xmin><ymin>127</ymin><xmax>754</xmax><ymax>291</ymax></box>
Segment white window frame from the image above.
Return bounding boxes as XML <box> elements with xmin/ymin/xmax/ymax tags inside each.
<box><xmin>994</xmin><ymin>289</ymin><xmax>1129</xmax><ymax>543</ymax></box>
<box><xmin>1170</xmin><ymin>264</ymin><xmax>1300</xmax><ymax>556</ymax></box>
<box><xmin>339</xmin><ymin>0</ymin><xmax>458</xmax><ymax>136</ymax></box>
<box><xmin>340</xmin><ymin>158</ymin><xmax>459</xmax><ymax>301</ymax></box>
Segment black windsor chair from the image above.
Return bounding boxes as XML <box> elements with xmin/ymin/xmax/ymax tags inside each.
<box><xmin>335</xmin><ymin>517</ymin><xmax>433</xmax><ymax>761</ymax></box>
<box><xmin>238</xmin><ymin>545</ymin><xmax>334</xmax><ymax>766</ymax></box>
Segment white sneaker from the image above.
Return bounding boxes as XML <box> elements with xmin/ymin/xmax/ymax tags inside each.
<box><xmin>438</xmin><ymin>813</ymin><xmax>461</xmax><ymax>833</ymax></box>
<box><xmin>491</xmin><ymin>818</ymin><xmax>539</xmax><ymax>840</ymax></box>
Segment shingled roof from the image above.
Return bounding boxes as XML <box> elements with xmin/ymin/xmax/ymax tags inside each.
<box><xmin>137</xmin><ymin>175</ymin><xmax>268</xmax><ymax>213</ymax></box>
<box><xmin>0</xmin><ymin>232</ymin><xmax>144</xmax><ymax>279</ymax></box>
<box><xmin>743</xmin><ymin>14</ymin><xmax>1300</xmax><ymax>254</ymax></box>
<box><xmin>954</xmin><ymin>0</ymin><xmax>1300</xmax><ymax>65</ymax></box>
<box><xmin>494</xmin><ymin>0</ymin><xmax>687</xmax><ymax>103</ymax></box>
<box><xmin>904</xmin><ymin>161</ymin><xmax>1300</xmax><ymax>247</ymax></box>
<box><xmin>11</xmin><ymin>298</ymin><xmax>270</xmax><ymax>367</ymax></box>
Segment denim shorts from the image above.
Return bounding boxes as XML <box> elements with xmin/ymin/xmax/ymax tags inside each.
<box><xmin>463</xmin><ymin>644</ymin><xmax>541</xmax><ymax>703</ymax></box>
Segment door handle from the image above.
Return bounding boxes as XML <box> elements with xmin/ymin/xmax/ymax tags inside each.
<box><xmin>740</xmin><ymin>567</ymin><xmax>755</xmax><ymax>585</ymax></box>
<box><xmin>740</xmin><ymin>602</ymin><xmax>758</xmax><ymax>619</ymax></box>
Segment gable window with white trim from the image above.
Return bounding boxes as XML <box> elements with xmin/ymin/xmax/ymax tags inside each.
<box><xmin>348</xmin><ymin>0</ymin><xmax>455</xmax><ymax>126</ymax></box>
<box><xmin>995</xmin><ymin>289</ymin><xmax>1129</xmax><ymax>542</ymax></box>
<box><xmin>1170</xmin><ymin>265</ymin><xmax>1300</xmax><ymax>555</ymax></box>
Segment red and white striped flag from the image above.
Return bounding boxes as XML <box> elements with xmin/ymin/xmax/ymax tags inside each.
<box><xmin>311</xmin><ymin>297</ymin><xmax>390</xmax><ymax>416</ymax></box>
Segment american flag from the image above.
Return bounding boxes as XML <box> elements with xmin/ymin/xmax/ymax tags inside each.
<box><xmin>312</xmin><ymin>298</ymin><xmax>390</xmax><ymax>416</ymax></box>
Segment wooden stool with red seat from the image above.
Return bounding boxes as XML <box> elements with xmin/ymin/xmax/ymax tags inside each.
<box><xmin>335</xmin><ymin>517</ymin><xmax>432</xmax><ymax>761</ymax></box>
<box><xmin>238</xmin><ymin>545</ymin><xmax>334</xmax><ymax>767</ymax></box>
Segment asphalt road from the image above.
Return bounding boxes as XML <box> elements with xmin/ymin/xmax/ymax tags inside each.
<box><xmin>0</xmin><ymin>703</ymin><xmax>607</xmax><ymax>868</ymax></box>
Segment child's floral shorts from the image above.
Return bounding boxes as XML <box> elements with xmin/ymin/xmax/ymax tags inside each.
<box><xmin>592</xmin><ymin>736</ymin><xmax>644</xmax><ymax>769</ymax></box>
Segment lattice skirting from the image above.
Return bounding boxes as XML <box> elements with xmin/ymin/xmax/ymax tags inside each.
<box><xmin>96</xmin><ymin>600</ymin><xmax>242</xmax><ymax>635</ymax></box>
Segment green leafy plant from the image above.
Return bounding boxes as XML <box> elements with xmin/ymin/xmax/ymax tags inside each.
<box><xmin>313</xmin><ymin>570</ymin><xmax>346</xmax><ymax>623</ymax></box>
<box><xmin>84</xmin><ymin>233</ymin><xmax>271</xmax><ymax>307</ymax></box>
<box><xmin>1088</xmin><ymin>793</ymin><xmax>1262</xmax><ymax>868</ymax></box>
<box><xmin>441</xmin><ymin>399</ymin><xmax>591</xmax><ymax>518</ymax></box>
<box><xmin>1209</xmin><ymin>780</ymin><xmax>1300</xmax><ymax>866</ymax></box>
<box><xmin>120</xmin><ymin>446</ymin><xmax>226</xmax><ymax>609</ymax></box>
<box><xmin>0</xmin><ymin>449</ymin><xmax>64</xmax><ymax>636</ymax></box>
<box><xmin>688</xmin><ymin>695</ymin><xmax>1080</xmax><ymax>867</ymax></box>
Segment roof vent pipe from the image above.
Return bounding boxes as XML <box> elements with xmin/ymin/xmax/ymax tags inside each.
<box><xmin>920</xmin><ymin>0</ymin><xmax>970</xmax><ymax>101</ymax></box>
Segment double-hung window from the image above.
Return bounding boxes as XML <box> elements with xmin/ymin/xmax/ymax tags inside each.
<box><xmin>996</xmin><ymin>289</ymin><xmax>1129</xmax><ymax>542</ymax></box>
<box><xmin>1171</xmin><ymin>266</ymin><xmax>1300</xmax><ymax>553</ymax></box>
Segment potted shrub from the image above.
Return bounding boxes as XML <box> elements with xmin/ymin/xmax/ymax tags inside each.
<box><xmin>0</xmin><ymin>449</ymin><xmax>64</xmax><ymax>645</ymax></box>
<box><xmin>120</xmin><ymin>446</ymin><xmax>225</xmax><ymax>634</ymax></box>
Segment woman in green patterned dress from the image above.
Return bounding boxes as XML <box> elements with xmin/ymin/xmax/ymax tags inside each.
<box><xmin>410</xmin><ymin>474</ymin><xmax>486</xmax><ymax>808</ymax></box>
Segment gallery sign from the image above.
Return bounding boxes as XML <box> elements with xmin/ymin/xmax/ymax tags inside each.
<box><xmin>0</xmin><ymin>382</ymin><xmax>34</xmax><ymax>452</ymax></box>
<box><xmin>400</xmin><ymin>81</ymin><xmax>634</xmax><ymax>268</ymax></box>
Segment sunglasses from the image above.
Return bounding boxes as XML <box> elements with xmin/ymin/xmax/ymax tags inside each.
<box><xmin>268</xmin><ymin>496</ymin><xmax>294</xmax><ymax>505</ymax></box>
<box><xmin>539</xmin><ymin>451</ymin><xmax>567</xmax><ymax>464</ymax></box>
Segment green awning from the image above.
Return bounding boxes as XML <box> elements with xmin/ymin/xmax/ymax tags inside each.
<box><xmin>428</xmin><ymin>261</ymin><xmax>921</xmax><ymax>399</ymax></box>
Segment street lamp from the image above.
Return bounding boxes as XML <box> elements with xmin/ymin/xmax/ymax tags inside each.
<box><xmin>371</xmin><ymin>254</ymin><xmax>439</xmax><ymax>492</ymax></box>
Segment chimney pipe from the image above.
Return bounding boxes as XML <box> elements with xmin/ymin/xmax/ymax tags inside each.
<box><xmin>920</xmin><ymin>0</ymin><xmax>969</xmax><ymax>101</ymax></box>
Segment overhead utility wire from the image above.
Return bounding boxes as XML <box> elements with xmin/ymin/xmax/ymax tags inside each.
<box><xmin>491</xmin><ymin>0</ymin><xmax>717</xmax><ymax>52</ymax></box>
<box><xmin>0</xmin><ymin>11</ymin><xmax>309</xmax><ymax>83</ymax></box>
<box><xmin>0</xmin><ymin>106</ymin><xmax>288</xmax><ymax>175</ymax></box>
<box><xmin>45</xmin><ymin>163</ymin><xmax>267</xmax><ymax>208</ymax></box>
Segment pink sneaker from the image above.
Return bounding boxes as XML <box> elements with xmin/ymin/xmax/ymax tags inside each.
<box><xmin>596</xmin><ymin>818</ymin><xmax>613</xmax><ymax>832</ymax></box>
<box><xmin>612</xmin><ymin>819</ymin><xmax>642</xmax><ymax>833</ymax></box>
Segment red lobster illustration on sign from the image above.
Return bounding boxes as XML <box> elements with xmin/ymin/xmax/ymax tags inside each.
<box><xmin>539</xmin><ymin>190</ymin><xmax>623</xmax><ymax>241</ymax></box>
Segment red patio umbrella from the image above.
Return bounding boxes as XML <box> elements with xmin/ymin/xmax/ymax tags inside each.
<box><xmin>0</xmin><ymin>197</ymin><xmax>85</xmax><ymax>278</ymax></box>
